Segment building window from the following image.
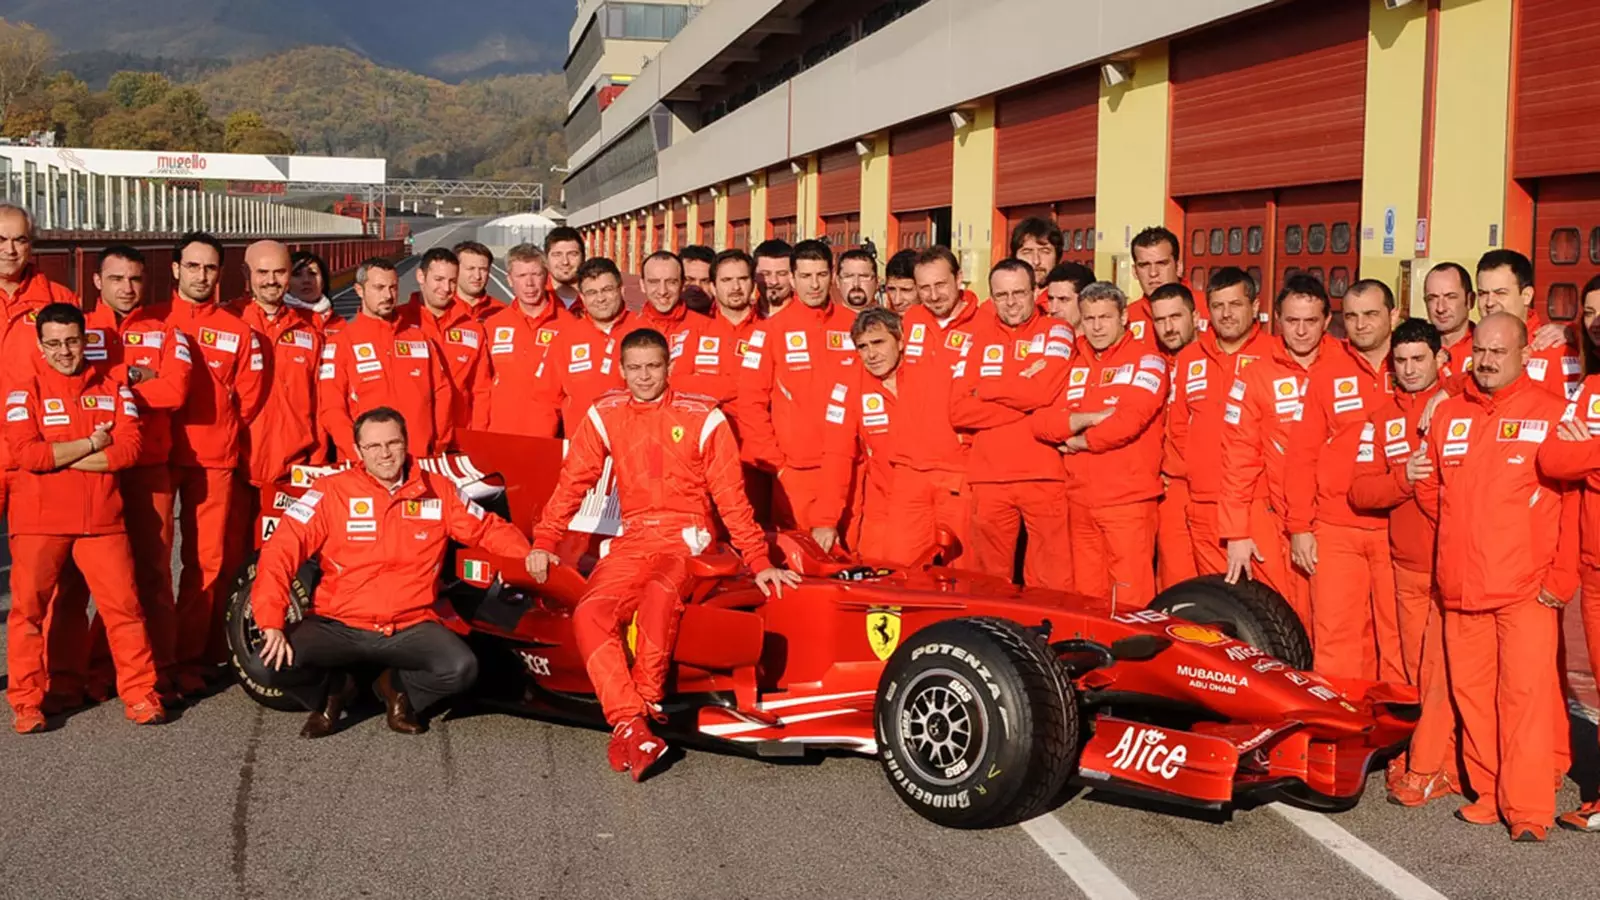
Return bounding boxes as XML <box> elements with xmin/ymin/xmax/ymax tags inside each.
<box><xmin>603</xmin><ymin>3</ymin><xmax>691</xmax><ymax>40</ymax></box>
<box><xmin>1548</xmin><ymin>284</ymin><xmax>1580</xmax><ymax>321</ymax></box>
<box><xmin>1551</xmin><ymin>228</ymin><xmax>1581</xmax><ymax>265</ymax></box>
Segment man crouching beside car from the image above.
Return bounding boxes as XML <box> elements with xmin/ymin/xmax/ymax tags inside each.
<box><xmin>254</xmin><ymin>406</ymin><xmax>538</xmax><ymax>738</ymax></box>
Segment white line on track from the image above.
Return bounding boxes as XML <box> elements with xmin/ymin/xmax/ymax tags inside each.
<box><xmin>1271</xmin><ymin>804</ymin><xmax>1450</xmax><ymax>900</ymax></box>
<box><xmin>1020</xmin><ymin>814</ymin><xmax>1140</xmax><ymax>900</ymax></box>
<box><xmin>488</xmin><ymin>267</ymin><xmax>512</xmax><ymax>300</ymax></box>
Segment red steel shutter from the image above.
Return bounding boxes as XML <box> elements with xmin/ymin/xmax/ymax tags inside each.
<box><xmin>1274</xmin><ymin>183</ymin><xmax>1361</xmax><ymax>324</ymax></box>
<box><xmin>890</xmin><ymin>118</ymin><xmax>954</xmax><ymax>213</ymax></box>
<box><xmin>1514</xmin><ymin>1</ymin><xmax>1600</xmax><ymax>179</ymax></box>
<box><xmin>1532</xmin><ymin>175</ymin><xmax>1600</xmax><ymax>323</ymax></box>
<box><xmin>675</xmin><ymin>221</ymin><xmax>688</xmax><ymax>250</ymax></box>
<box><xmin>1169</xmin><ymin>0</ymin><xmax>1367</xmax><ymax>197</ymax></box>
<box><xmin>652</xmin><ymin>210</ymin><xmax>664</xmax><ymax>251</ymax></box>
<box><xmin>773</xmin><ymin>219</ymin><xmax>796</xmax><ymax>242</ymax></box>
<box><xmin>727</xmin><ymin>178</ymin><xmax>751</xmax><ymax>221</ymax></box>
<box><xmin>1183</xmin><ymin>192</ymin><xmax>1272</xmax><ymax>300</ymax></box>
<box><xmin>994</xmin><ymin>70</ymin><xmax>1099</xmax><ymax>209</ymax></box>
<box><xmin>767</xmin><ymin>164</ymin><xmax>798</xmax><ymax>219</ymax></box>
<box><xmin>698</xmin><ymin>190</ymin><xmax>716</xmax><ymax>226</ymax></box>
<box><xmin>824</xmin><ymin>213</ymin><xmax>861</xmax><ymax>250</ymax></box>
<box><xmin>819</xmin><ymin>146</ymin><xmax>861</xmax><ymax>217</ymax></box>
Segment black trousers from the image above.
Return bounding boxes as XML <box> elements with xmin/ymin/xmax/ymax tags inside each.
<box><xmin>277</xmin><ymin>616</ymin><xmax>479</xmax><ymax>715</ymax></box>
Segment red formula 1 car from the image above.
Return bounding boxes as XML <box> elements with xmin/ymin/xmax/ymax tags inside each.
<box><xmin>226</xmin><ymin>433</ymin><xmax>1417</xmax><ymax>829</ymax></box>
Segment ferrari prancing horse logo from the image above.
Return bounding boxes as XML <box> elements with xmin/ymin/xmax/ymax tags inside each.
<box><xmin>866</xmin><ymin>608</ymin><xmax>902</xmax><ymax>660</ymax></box>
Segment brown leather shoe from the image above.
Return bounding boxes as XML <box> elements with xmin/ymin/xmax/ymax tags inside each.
<box><xmin>299</xmin><ymin>673</ymin><xmax>356</xmax><ymax>739</ymax></box>
<box><xmin>374</xmin><ymin>669</ymin><xmax>423</xmax><ymax>735</ymax></box>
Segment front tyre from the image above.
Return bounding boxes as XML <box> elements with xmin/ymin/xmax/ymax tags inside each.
<box><xmin>1149</xmin><ymin>574</ymin><xmax>1312</xmax><ymax>670</ymax></box>
<box><xmin>875</xmin><ymin>617</ymin><xmax>1079</xmax><ymax>829</ymax></box>
<box><xmin>224</xmin><ymin>554</ymin><xmax>318</xmax><ymax>712</ymax></box>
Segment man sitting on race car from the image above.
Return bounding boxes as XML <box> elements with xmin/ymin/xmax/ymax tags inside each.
<box><xmin>528</xmin><ymin>328</ymin><xmax>800</xmax><ymax>781</ymax></box>
<box><xmin>254</xmin><ymin>406</ymin><xmax>538</xmax><ymax>738</ymax></box>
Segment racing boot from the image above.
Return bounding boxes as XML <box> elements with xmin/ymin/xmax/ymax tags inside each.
<box><xmin>125</xmin><ymin>695</ymin><xmax>167</xmax><ymax>726</ymax></box>
<box><xmin>1454</xmin><ymin>800</ymin><xmax>1500</xmax><ymax>826</ymax></box>
<box><xmin>607</xmin><ymin>721</ymin><xmax>632</xmax><ymax>773</ymax></box>
<box><xmin>1388</xmin><ymin>770</ymin><xmax>1458</xmax><ymax>808</ymax></box>
<box><xmin>12</xmin><ymin>707</ymin><xmax>46</xmax><ymax>735</ymax></box>
<box><xmin>1557</xmin><ymin>800</ymin><xmax>1600</xmax><ymax>833</ymax></box>
<box><xmin>1509</xmin><ymin>822</ymin><xmax>1548</xmax><ymax>843</ymax></box>
<box><xmin>374</xmin><ymin>669</ymin><xmax>424</xmax><ymax>735</ymax></box>
<box><xmin>623</xmin><ymin>715</ymin><xmax>669</xmax><ymax>783</ymax></box>
<box><xmin>300</xmin><ymin>673</ymin><xmax>356</xmax><ymax>740</ymax></box>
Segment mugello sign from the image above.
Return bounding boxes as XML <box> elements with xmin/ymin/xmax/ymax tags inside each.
<box><xmin>0</xmin><ymin>146</ymin><xmax>385</xmax><ymax>185</ymax></box>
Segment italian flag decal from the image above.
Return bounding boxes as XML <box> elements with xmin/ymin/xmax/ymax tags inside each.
<box><xmin>462</xmin><ymin>560</ymin><xmax>491</xmax><ymax>584</ymax></box>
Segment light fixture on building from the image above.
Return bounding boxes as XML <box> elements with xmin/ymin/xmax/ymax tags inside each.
<box><xmin>745</xmin><ymin>175</ymin><xmax>757</xmax><ymax>187</ymax></box>
<box><xmin>854</xmin><ymin>139</ymin><xmax>874</xmax><ymax>157</ymax></box>
<box><xmin>949</xmin><ymin>109</ymin><xmax>970</xmax><ymax>131</ymax></box>
<box><xmin>710</xmin><ymin>185</ymin><xmax>721</xmax><ymax>197</ymax></box>
<box><xmin>681</xmin><ymin>196</ymin><xmax>690</xmax><ymax>205</ymax></box>
<box><xmin>657</xmin><ymin>202</ymin><xmax>666</xmax><ymax>210</ymax></box>
<box><xmin>1383</xmin><ymin>0</ymin><xmax>1418</xmax><ymax>8</ymax></box>
<box><xmin>789</xmin><ymin>160</ymin><xmax>804</xmax><ymax>175</ymax></box>
<box><xmin>1102</xmin><ymin>60</ymin><xmax>1135</xmax><ymax>87</ymax></box>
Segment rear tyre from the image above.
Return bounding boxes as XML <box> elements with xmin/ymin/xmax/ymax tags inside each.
<box><xmin>1149</xmin><ymin>574</ymin><xmax>1312</xmax><ymax>670</ymax></box>
<box><xmin>225</xmin><ymin>554</ymin><xmax>318</xmax><ymax>713</ymax></box>
<box><xmin>875</xmin><ymin>617</ymin><xmax>1078</xmax><ymax>829</ymax></box>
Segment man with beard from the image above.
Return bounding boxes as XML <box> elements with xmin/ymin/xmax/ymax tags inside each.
<box><xmin>838</xmin><ymin>248</ymin><xmax>880</xmax><ymax>313</ymax></box>
<box><xmin>1149</xmin><ymin>282</ymin><xmax>1200</xmax><ymax>590</ymax></box>
<box><xmin>679</xmin><ymin>244</ymin><xmax>716</xmax><ymax>314</ymax></box>
<box><xmin>452</xmin><ymin>241</ymin><xmax>501</xmax><ymax>321</ymax></box>
<box><xmin>901</xmin><ymin>246</ymin><xmax>979</xmax><ymax>371</ymax></box>
<box><xmin>753</xmin><ymin>239</ymin><xmax>795</xmax><ymax>316</ymax></box>
<box><xmin>545</xmin><ymin>227</ymin><xmax>587</xmax><ymax>316</ymax></box>
<box><xmin>1284</xmin><ymin>280</ymin><xmax>1402</xmax><ymax>679</ymax></box>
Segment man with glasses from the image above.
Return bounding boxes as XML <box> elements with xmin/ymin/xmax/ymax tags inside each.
<box><xmin>528</xmin><ymin>257</ymin><xmax>643</xmax><ymax>437</ymax></box>
<box><xmin>837</xmin><ymin>249</ymin><xmax>880</xmax><ymax>313</ymax></box>
<box><xmin>255</xmin><ymin>406</ymin><xmax>537</xmax><ymax>738</ymax></box>
<box><xmin>6</xmin><ymin>303</ymin><xmax>163</xmax><ymax>732</ymax></box>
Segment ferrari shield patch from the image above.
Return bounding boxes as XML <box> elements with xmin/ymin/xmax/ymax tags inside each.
<box><xmin>866</xmin><ymin>609</ymin><xmax>902</xmax><ymax>661</ymax></box>
<box><xmin>671</xmin><ymin>425</ymin><xmax>685</xmax><ymax>443</ymax></box>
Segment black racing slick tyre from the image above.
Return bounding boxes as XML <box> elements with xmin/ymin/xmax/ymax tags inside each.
<box><xmin>1149</xmin><ymin>574</ymin><xmax>1313</xmax><ymax>671</ymax></box>
<box><xmin>225</xmin><ymin>553</ymin><xmax>318</xmax><ymax>713</ymax></box>
<box><xmin>875</xmin><ymin>617</ymin><xmax>1079</xmax><ymax>829</ymax></box>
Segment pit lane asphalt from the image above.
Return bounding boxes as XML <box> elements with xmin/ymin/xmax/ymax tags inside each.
<box><xmin>0</xmin><ymin>669</ymin><xmax>1594</xmax><ymax>900</ymax></box>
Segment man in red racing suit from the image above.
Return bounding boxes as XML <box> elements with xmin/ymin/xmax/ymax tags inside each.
<box><xmin>528</xmin><ymin>327</ymin><xmax>800</xmax><ymax>781</ymax></box>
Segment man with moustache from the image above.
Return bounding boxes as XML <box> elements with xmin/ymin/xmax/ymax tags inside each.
<box><xmin>545</xmin><ymin>227</ymin><xmax>587</xmax><ymax>315</ymax></box>
<box><xmin>1149</xmin><ymin>281</ymin><xmax>1200</xmax><ymax>590</ymax></box>
<box><xmin>679</xmin><ymin>244</ymin><xmax>716</xmax><ymax>314</ymax></box>
<box><xmin>753</xmin><ymin>239</ymin><xmax>795</xmax><ymax>316</ymax></box>
<box><xmin>838</xmin><ymin>248</ymin><xmax>880</xmax><ymax>313</ymax></box>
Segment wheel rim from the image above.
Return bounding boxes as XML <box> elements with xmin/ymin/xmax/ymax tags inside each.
<box><xmin>896</xmin><ymin>668</ymin><xmax>990</xmax><ymax>786</ymax></box>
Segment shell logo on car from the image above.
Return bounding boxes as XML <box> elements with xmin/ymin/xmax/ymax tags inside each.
<box><xmin>1166</xmin><ymin>623</ymin><xmax>1231</xmax><ymax>647</ymax></box>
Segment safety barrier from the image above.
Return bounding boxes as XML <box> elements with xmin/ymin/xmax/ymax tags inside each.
<box><xmin>31</xmin><ymin>235</ymin><xmax>408</xmax><ymax>304</ymax></box>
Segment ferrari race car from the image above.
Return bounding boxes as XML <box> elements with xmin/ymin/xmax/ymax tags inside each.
<box><xmin>226</xmin><ymin>432</ymin><xmax>1418</xmax><ymax>830</ymax></box>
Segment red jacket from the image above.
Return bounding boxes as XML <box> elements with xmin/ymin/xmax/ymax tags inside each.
<box><xmin>166</xmin><ymin>298</ymin><xmax>268</xmax><ymax>469</ymax></box>
<box><xmin>1166</xmin><ymin>326</ymin><xmax>1274</xmax><ymax>500</ymax></box>
<box><xmin>734</xmin><ymin>300</ymin><xmax>860</xmax><ymax>472</ymax></box>
<box><xmin>1348</xmin><ymin>384</ymin><xmax>1443</xmax><ymax>572</ymax></box>
<box><xmin>5</xmin><ymin>363</ymin><xmax>141</xmax><ymax>535</ymax></box>
<box><xmin>671</xmin><ymin>307</ymin><xmax>761</xmax><ymax>438</ymax></box>
<box><xmin>253</xmin><ymin>465</ymin><xmax>530</xmax><ymax>633</ymax></box>
<box><xmin>482</xmin><ymin>301</ymin><xmax>570</xmax><ymax>436</ymax></box>
<box><xmin>1419</xmin><ymin>376</ymin><xmax>1582</xmax><ymax>610</ymax></box>
<box><xmin>1521</xmin><ymin>309</ymin><xmax>1582</xmax><ymax>400</ymax></box>
<box><xmin>0</xmin><ymin>267</ymin><xmax>77</xmax><ymax>323</ymax></box>
<box><xmin>532</xmin><ymin>389</ymin><xmax>768</xmax><ymax>572</ymax></box>
<box><xmin>1218</xmin><ymin>334</ymin><xmax>1339</xmax><ymax>539</ymax></box>
<box><xmin>84</xmin><ymin>303</ymin><xmax>192</xmax><ymax>468</ymax></box>
<box><xmin>1440</xmin><ymin>327</ymin><xmax>1473</xmax><ymax>386</ymax></box>
<box><xmin>948</xmin><ymin>306</ymin><xmax>1074</xmax><ymax>484</ymax></box>
<box><xmin>0</xmin><ymin>273</ymin><xmax>80</xmax><ymax>473</ymax></box>
<box><xmin>1283</xmin><ymin>340</ymin><xmax>1394</xmax><ymax>533</ymax></box>
<box><xmin>527</xmin><ymin>310</ymin><xmax>646</xmax><ymax>438</ymax></box>
<box><xmin>232</xmin><ymin>300</ymin><xmax>323</xmax><ymax>485</ymax></box>
<box><xmin>1033</xmin><ymin>330</ymin><xmax>1168</xmax><ymax>506</ymax></box>
<box><xmin>638</xmin><ymin>300</ymin><xmax>706</xmax><ymax>337</ymax></box>
<box><xmin>407</xmin><ymin>296</ymin><xmax>491</xmax><ymax>432</ymax></box>
<box><xmin>1126</xmin><ymin>282</ymin><xmax>1210</xmax><ymax>345</ymax></box>
<box><xmin>818</xmin><ymin>360</ymin><xmax>969</xmax><ymax>525</ymax></box>
<box><xmin>459</xmin><ymin>292</ymin><xmax>503</xmax><ymax>323</ymax></box>
<box><xmin>901</xmin><ymin>291</ymin><xmax>981</xmax><ymax>372</ymax></box>
<box><xmin>319</xmin><ymin>311</ymin><xmax>453</xmax><ymax>460</ymax></box>
<box><xmin>1534</xmin><ymin>374</ymin><xmax>1600</xmax><ymax>569</ymax></box>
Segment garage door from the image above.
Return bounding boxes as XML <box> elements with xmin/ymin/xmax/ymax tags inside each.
<box><xmin>1274</xmin><ymin>183</ymin><xmax>1360</xmax><ymax>316</ymax></box>
<box><xmin>819</xmin><ymin>146</ymin><xmax>861</xmax><ymax>218</ymax></box>
<box><xmin>824</xmin><ymin>213</ymin><xmax>860</xmax><ymax>251</ymax></box>
<box><xmin>674</xmin><ymin>221</ymin><xmax>687</xmax><ymax>251</ymax></box>
<box><xmin>1169</xmin><ymin>0</ymin><xmax>1367</xmax><ymax>197</ymax></box>
<box><xmin>1514</xmin><ymin>1</ymin><xmax>1600</xmax><ymax>180</ymax></box>
<box><xmin>651</xmin><ymin>210</ymin><xmax>664</xmax><ymax>252</ymax></box>
<box><xmin>890</xmin><ymin>117</ymin><xmax>953</xmax><ymax>213</ymax></box>
<box><xmin>1001</xmin><ymin>199</ymin><xmax>1095</xmax><ymax>268</ymax></box>
<box><xmin>727</xmin><ymin>178</ymin><xmax>751</xmax><ymax>250</ymax></box>
<box><xmin>698</xmin><ymin>189</ymin><xmax>716</xmax><ymax>245</ymax></box>
<box><xmin>1531</xmin><ymin>175</ymin><xmax>1600</xmax><ymax>324</ymax></box>
<box><xmin>1184</xmin><ymin>192</ymin><xmax>1270</xmax><ymax>299</ymax></box>
<box><xmin>898</xmin><ymin>210</ymin><xmax>934</xmax><ymax>250</ymax></box>
<box><xmin>730</xmin><ymin>220</ymin><xmax>751</xmax><ymax>251</ymax></box>
<box><xmin>772</xmin><ymin>218</ymin><xmax>797</xmax><ymax>243</ymax></box>
<box><xmin>767</xmin><ymin>163</ymin><xmax>798</xmax><ymax>235</ymax></box>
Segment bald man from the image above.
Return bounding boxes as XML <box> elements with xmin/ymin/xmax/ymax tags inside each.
<box><xmin>1421</xmin><ymin>312</ymin><xmax>1582</xmax><ymax>841</ymax></box>
<box><xmin>225</xmin><ymin>241</ymin><xmax>324</xmax><ymax>652</ymax></box>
